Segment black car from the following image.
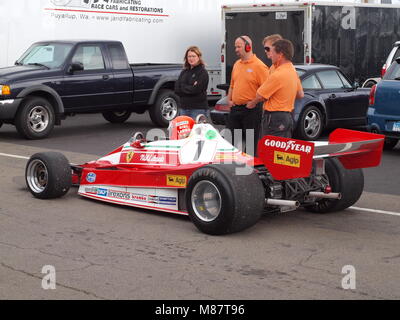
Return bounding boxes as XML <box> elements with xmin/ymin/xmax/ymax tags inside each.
<box><xmin>211</xmin><ymin>64</ymin><xmax>370</xmax><ymax>140</ymax></box>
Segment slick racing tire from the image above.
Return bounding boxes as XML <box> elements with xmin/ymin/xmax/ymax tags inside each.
<box><xmin>102</xmin><ymin>110</ymin><xmax>132</xmax><ymax>123</ymax></box>
<box><xmin>305</xmin><ymin>158</ymin><xmax>364</xmax><ymax>213</ymax></box>
<box><xmin>295</xmin><ymin>105</ymin><xmax>324</xmax><ymax>141</ymax></box>
<box><xmin>25</xmin><ymin>152</ymin><xmax>72</xmax><ymax>199</ymax></box>
<box><xmin>185</xmin><ymin>164</ymin><xmax>265</xmax><ymax>235</ymax></box>
<box><xmin>16</xmin><ymin>97</ymin><xmax>55</xmax><ymax>139</ymax></box>
<box><xmin>149</xmin><ymin>89</ymin><xmax>180</xmax><ymax>127</ymax></box>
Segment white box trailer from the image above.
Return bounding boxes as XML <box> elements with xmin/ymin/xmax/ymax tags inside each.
<box><xmin>221</xmin><ymin>1</ymin><xmax>400</xmax><ymax>85</ymax></box>
<box><xmin>0</xmin><ymin>0</ymin><xmax>230</xmax><ymax>98</ymax></box>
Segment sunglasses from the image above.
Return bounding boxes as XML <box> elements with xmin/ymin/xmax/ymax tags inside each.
<box><xmin>264</xmin><ymin>46</ymin><xmax>271</xmax><ymax>52</ymax></box>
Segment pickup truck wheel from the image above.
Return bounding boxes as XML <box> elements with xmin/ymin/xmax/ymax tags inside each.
<box><xmin>305</xmin><ymin>158</ymin><xmax>364</xmax><ymax>213</ymax></box>
<box><xmin>295</xmin><ymin>105</ymin><xmax>323</xmax><ymax>140</ymax></box>
<box><xmin>383</xmin><ymin>138</ymin><xmax>398</xmax><ymax>150</ymax></box>
<box><xmin>102</xmin><ymin>111</ymin><xmax>131</xmax><ymax>123</ymax></box>
<box><xmin>25</xmin><ymin>152</ymin><xmax>72</xmax><ymax>199</ymax></box>
<box><xmin>16</xmin><ymin>97</ymin><xmax>55</xmax><ymax>139</ymax></box>
<box><xmin>150</xmin><ymin>89</ymin><xmax>180</xmax><ymax>127</ymax></box>
<box><xmin>185</xmin><ymin>164</ymin><xmax>265</xmax><ymax>235</ymax></box>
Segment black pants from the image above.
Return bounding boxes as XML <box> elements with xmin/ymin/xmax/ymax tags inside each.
<box><xmin>262</xmin><ymin>111</ymin><xmax>294</xmax><ymax>138</ymax></box>
<box><xmin>227</xmin><ymin>104</ymin><xmax>262</xmax><ymax>155</ymax></box>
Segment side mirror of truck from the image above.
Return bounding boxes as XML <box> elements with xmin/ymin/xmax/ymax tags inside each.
<box><xmin>68</xmin><ymin>62</ymin><xmax>84</xmax><ymax>74</ymax></box>
<box><xmin>353</xmin><ymin>81</ymin><xmax>360</xmax><ymax>89</ymax></box>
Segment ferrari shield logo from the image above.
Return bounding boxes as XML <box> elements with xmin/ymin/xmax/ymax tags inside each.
<box><xmin>126</xmin><ymin>151</ymin><xmax>135</xmax><ymax>163</ymax></box>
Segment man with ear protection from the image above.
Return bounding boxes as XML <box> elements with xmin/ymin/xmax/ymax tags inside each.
<box><xmin>226</xmin><ymin>35</ymin><xmax>269</xmax><ymax>156</ymax></box>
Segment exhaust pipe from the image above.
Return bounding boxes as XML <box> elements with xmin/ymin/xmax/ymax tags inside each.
<box><xmin>266</xmin><ymin>198</ymin><xmax>300</xmax><ymax>208</ymax></box>
<box><xmin>308</xmin><ymin>191</ymin><xmax>342</xmax><ymax>200</ymax></box>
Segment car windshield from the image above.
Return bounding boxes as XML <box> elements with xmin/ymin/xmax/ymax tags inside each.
<box><xmin>384</xmin><ymin>59</ymin><xmax>400</xmax><ymax>80</ymax></box>
<box><xmin>16</xmin><ymin>43</ymin><xmax>73</xmax><ymax>69</ymax></box>
<box><xmin>296</xmin><ymin>69</ymin><xmax>306</xmax><ymax>77</ymax></box>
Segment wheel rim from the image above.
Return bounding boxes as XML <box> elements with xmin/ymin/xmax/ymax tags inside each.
<box><xmin>27</xmin><ymin>106</ymin><xmax>49</xmax><ymax>133</ymax></box>
<box><xmin>26</xmin><ymin>159</ymin><xmax>48</xmax><ymax>193</ymax></box>
<box><xmin>161</xmin><ymin>97</ymin><xmax>178</xmax><ymax>121</ymax></box>
<box><xmin>191</xmin><ymin>180</ymin><xmax>222</xmax><ymax>222</ymax></box>
<box><xmin>304</xmin><ymin>109</ymin><xmax>321</xmax><ymax>139</ymax></box>
<box><xmin>113</xmin><ymin>111</ymin><xmax>129</xmax><ymax>117</ymax></box>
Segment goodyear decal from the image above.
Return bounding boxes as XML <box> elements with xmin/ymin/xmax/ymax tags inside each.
<box><xmin>166</xmin><ymin>175</ymin><xmax>187</xmax><ymax>187</ymax></box>
<box><xmin>274</xmin><ymin>151</ymin><xmax>300</xmax><ymax>168</ymax></box>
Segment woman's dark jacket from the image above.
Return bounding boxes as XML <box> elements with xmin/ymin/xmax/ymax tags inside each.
<box><xmin>174</xmin><ymin>64</ymin><xmax>209</xmax><ymax>109</ymax></box>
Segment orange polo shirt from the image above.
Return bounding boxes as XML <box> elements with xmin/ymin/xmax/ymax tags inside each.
<box><xmin>257</xmin><ymin>62</ymin><xmax>302</xmax><ymax>112</ymax></box>
<box><xmin>230</xmin><ymin>54</ymin><xmax>269</xmax><ymax>105</ymax></box>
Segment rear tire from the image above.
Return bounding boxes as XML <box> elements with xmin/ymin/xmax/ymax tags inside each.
<box><xmin>25</xmin><ymin>152</ymin><xmax>72</xmax><ymax>199</ymax></box>
<box><xmin>16</xmin><ymin>97</ymin><xmax>55</xmax><ymax>139</ymax></box>
<box><xmin>102</xmin><ymin>110</ymin><xmax>131</xmax><ymax>123</ymax></box>
<box><xmin>149</xmin><ymin>89</ymin><xmax>180</xmax><ymax>127</ymax></box>
<box><xmin>185</xmin><ymin>164</ymin><xmax>265</xmax><ymax>235</ymax></box>
<box><xmin>305</xmin><ymin>158</ymin><xmax>364</xmax><ymax>213</ymax></box>
<box><xmin>295</xmin><ymin>105</ymin><xmax>323</xmax><ymax>140</ymax></box>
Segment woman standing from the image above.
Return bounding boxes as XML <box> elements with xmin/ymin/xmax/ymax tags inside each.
<box><xmin>175</xmin><ymin>46</ymin><xmax>209</xmax><ymax>119</ymax></box>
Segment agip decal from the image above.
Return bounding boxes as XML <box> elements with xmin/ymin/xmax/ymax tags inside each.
<box><xmin>166</xmin><ymin>175</ymin><xmax>187</xmax><ymax>187</ymax></box>
<box><xmin>273</xmin><ymin>151</ymin><xmax>300</xmax><ymax>168</ymax></box>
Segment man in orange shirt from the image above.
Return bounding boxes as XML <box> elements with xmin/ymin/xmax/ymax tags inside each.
<box><xmin>227</xmin><ymin>35</ymin><xmax>269</xmax><ymax>155</ymax></box>
<box><xmin>248</xmin><ymin>39</ymin><xmax>304</xmax><ymax>138</ymax></box>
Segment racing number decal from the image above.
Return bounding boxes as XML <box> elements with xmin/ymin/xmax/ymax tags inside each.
<box><xmin>193</xmin><ymin>140</ymin><xmax>205</xmax><ymax>161</ymax></box>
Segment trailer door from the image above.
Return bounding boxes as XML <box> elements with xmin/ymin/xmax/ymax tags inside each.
<box><xmin>225</xmin><ymin>10</ymin><xmax>305</xmax><ymax>84</ymax></box>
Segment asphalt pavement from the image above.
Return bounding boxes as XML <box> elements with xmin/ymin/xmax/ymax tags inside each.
<box><xmin>0</xmin><ymin>112</ymin><xmax>399</xmax><ymax>300</ymax></box>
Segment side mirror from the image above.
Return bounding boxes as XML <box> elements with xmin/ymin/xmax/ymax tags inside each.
<box><xmin>68</xmin><ymin>62</ymin><xmax>84</xmax><ymax>74</ymax></box>
<box><xmin>353</xmin><ymin>81</ymin><xmax>360</xmax><ymax>89</ymax></box>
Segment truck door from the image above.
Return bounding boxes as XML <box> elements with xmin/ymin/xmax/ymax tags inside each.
<box><xmin>106</xmin><ymin>43</ymin><xmax>134</xmax><ymax>107</ymax></box>
<box><xmin>225</xmin><ymin>10</ymin><xmax>305</xmax><ymax>83</ymax></box>
<box><xmin>61</xmin><ymin>44</ymin><xmax>115</xmax><ymax>111</ymax></box>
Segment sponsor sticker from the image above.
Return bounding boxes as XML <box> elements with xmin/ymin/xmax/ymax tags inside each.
<box><xmin>86</xmin><ymin>172</ymin><xmax>96</xmax><ymax>183</ymax></box>
<box><xmin>108</xmin><ymin>189</ymin><xmax>131</xmax><ymax>200</ymax></box>
<box><xmin>265</xmin><ymin>139</ymin><xmax>312</xmax><ymax>154</ymax></box>
<box><xmin>85</xmin><ymin>187</ymin><xmax>98</xmax><ymax>194</ymax></box>
<box><xmin>274</xmin><ymin>151</ymin><xmax>300</xmax><ymax>168</ymax></box>
<box><xmin>205</xmin><ymin>130</ymin><xmax>217</xmax><ymax>140</ymax></box>
<box><xmin>140</xmin><ymin>154</ymin><xmax>165</xmax><ymax>163</ymax></box>
<box><xmin>166</xmin><ymin>175</ymin><xmax>187</xmax><ymax>187</ymax></box>
<box><xmin>97</xmin><ymin>188</ymin><xmax>108</xmax><ymax>197</ymax></box>
<box><xmin>131</xmin><ymin>193</ymin><xmax>148</xmax><ymax>202</ymax></box>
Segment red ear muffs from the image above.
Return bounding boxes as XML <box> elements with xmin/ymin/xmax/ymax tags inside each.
<box><xmin>240</xmin><ymin>36</ymin><xmax>251</xmax><ymax>52</ymax></box>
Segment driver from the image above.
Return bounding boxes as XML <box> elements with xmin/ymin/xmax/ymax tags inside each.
<box><xmin>168</xmin><ymin>116</ymin><xmax>195</xmax><ymax>140</ymax></box>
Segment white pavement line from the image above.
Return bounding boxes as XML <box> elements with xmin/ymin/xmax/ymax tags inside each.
<box><xmin>0</xmin><ymin>153</ymin><xmax>29</xmax><ymax>160</ymax></box>
<box><xmin>350</xmin><ymin>206</ymin><xmax>400</xmax><ymax>217</ymax></box>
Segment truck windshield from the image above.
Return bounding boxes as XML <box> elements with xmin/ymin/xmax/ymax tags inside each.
<box><xmin>16</xmin><ymin>43</ymin><xmax>73</xmax><ymax>69</ymax></box>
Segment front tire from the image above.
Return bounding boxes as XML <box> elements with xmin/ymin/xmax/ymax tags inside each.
<box><xmin>305</xmin><ymin>158</ymin><xmax>364</xmax><ymax>213</ymax></box>
<box><xmin>16</xmin><ymin>97</ymin><xmax>55</xmax><ymax>139</ymax></box>
<box><xmin>149</xmin><ymin>89</ymin><xmax>180</xmax><ymax>127</ymax></box>
<box><xmin>295</xmin><ymin>105</ymin><xmax>323</xmax><ymax>140</ymax></box>
<box><xmin>102</xmin><ymin>110</ymin><xmax>131</xmax><ymax>123</ymax></box>
<box><xmin>25</xmin><ymin>152</ymin><xmax>72</xmax><ymax>199</ymax></box>
<box><xmin>185</xmin><ymin>164</ymin><xmax>265</xmax><ymax>235</ymax></box>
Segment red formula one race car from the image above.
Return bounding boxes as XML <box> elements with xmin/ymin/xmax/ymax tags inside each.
<box><xmin>25</xmin><ymin>116</ymin><xmax>384</xmax><ymax>235</ymax></box>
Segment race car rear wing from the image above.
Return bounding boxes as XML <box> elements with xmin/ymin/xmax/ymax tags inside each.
<box><xmin>258</xmin><ymin>129</ymin><xmax>384</xmax><ymax>180</ymax></box>
<box><xmin>313</xmin><ymin>129</ymin><xmax>384</xmax><ymax>170</ymax></box>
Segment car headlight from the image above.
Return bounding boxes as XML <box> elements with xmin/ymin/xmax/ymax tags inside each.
<box><xmin>0</xmin><ymin>85</ymin><xmax>11</xmax><ymax>95</ymax></box>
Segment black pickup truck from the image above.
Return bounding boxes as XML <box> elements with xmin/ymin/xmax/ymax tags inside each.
<box><xmin>0</xmin><ymin>40</ymin><xmax>183</xmax><ymax>139</ymax></box>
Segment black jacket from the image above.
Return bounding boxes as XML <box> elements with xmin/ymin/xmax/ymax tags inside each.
<box><xmin>174</xmin><ymin>64</ymin><xmax>209</xmax><ymax>109</ymax></box>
